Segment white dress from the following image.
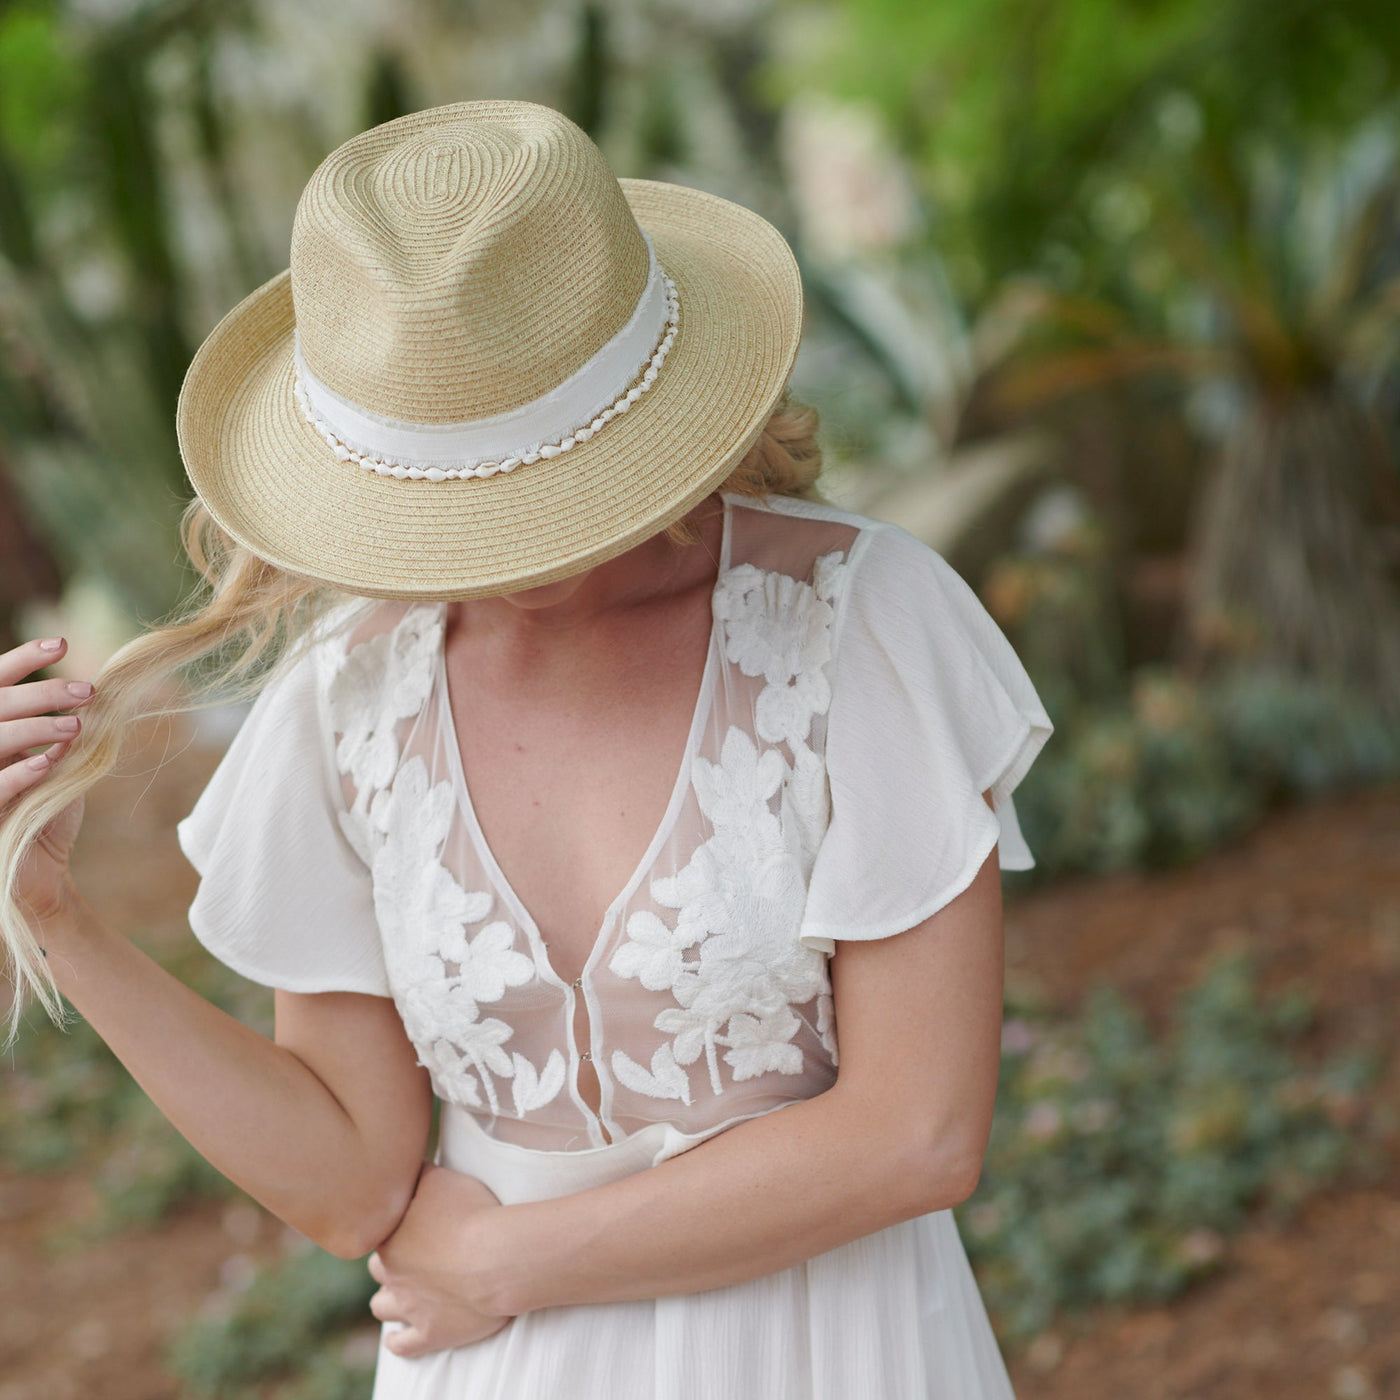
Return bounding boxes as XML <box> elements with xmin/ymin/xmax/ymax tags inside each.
<box><xmin>177</xmin><ymin>492</ymin><xmax>1054</xmax><ymax>1400</ymax></box>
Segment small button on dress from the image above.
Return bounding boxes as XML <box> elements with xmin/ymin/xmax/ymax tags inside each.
<box><xmin>178</xmin><ymin>492</ymin><xmax>1055</xmax><ymax>1400</ymax></box>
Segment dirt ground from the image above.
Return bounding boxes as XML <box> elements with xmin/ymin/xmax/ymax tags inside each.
<box><xmin>1</xmin><ymin>727</ymin><xmax>1396</xmax><ymax>1400</ymax></box>
<box><xmin>999</xmin><ymin>785</ymin><xmax>1400</xmax><ymax>1400</ymax></box>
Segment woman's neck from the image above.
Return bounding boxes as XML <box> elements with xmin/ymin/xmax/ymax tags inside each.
<box><xmin>449</xmin><ymin>494</ymin><xmax>726</xmax><ymax>638</ymax></box>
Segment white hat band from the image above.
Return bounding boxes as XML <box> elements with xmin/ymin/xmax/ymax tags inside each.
<box><xmin>291</xmin><ymin>233</ymin><xmax>679</xmax><ymax>482</ymax></box>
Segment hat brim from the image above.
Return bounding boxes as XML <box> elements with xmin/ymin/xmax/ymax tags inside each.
<box><xmin>175</xmin><ymin>179</ymin><xmax>803</xmax><ymax>600</ymax></box>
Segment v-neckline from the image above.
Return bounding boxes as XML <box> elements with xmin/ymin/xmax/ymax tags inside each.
<box><xmin>435</xmin><ymin>498</ymin><xmax>733</xmax><ymax>992</ymax></box>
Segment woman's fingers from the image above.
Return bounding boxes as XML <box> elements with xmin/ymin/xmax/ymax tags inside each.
<box><xmin>0</xmin><ymin>713</ymin><xmax>82</xmax><ymax>759</ymax></box>
<box><xmin>369</xmin><ymin>1286</ymin><xmax>404</xmax><ymax>1324</ymax></box>
<box><xmin>382</xmin><ymin>1323</ymin><xmax>429</xmax><ymax>1359</ymax></box>
<box><xmin>0</xmin><ymin>677</ymin><xmax>95</xmax><ymax>726</ymax></box>
<box><xmin>0</xmin><ymin>750</ymin><xmax>59</xmax><ymax>807</ymax></box>
<box><xmin>0</xmin><ymin>638</ymin><xmax>84</xmax><ymax>796</ymax></box>
<box><xmin>0</xmin><ymin>637</ymin><xmax>67</xmax><ymax>689</ymax></box>
<box><xmin>367</xmin><ymin>1251</ymin><xmax>387</xmax><ymax>1285</ymax></box>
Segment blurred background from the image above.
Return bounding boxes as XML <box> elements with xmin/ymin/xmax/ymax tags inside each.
<box><xmin>0</xmin><ymin>1</ymin><xmax>1397</xmax><ymax>1397</ymax></box>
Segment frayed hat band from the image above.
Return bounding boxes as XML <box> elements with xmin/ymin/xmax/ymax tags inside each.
<box><xmin>291</xmin><ymin>235</ymin><xmax>678</xmax><ymax>482</ymax></box>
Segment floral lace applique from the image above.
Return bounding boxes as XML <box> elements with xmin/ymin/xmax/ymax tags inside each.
<box><xmin>325</xmin><ymin>605</ymin><xmax>564</xmax><ymax>1117</ymax></box>
<box><xmin>609</xmin><ymin>551</ymin><xmax>849</xmax><ymax>1101</ymax></box>
<box><xmin>325</xmin><ymin>605</ymin><xmax>444</xmax><ymax>855</ymax></box>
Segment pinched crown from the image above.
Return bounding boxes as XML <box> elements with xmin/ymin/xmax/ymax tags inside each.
<box><xmin>289</xmin><ymin>101</ymin><xmax>650</xmax><ymax>424</ymax></box>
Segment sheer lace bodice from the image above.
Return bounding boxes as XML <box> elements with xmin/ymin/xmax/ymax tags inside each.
<box><xmin>179</xmin><ymin>493</ymin><xmax>1054</xmax><ymax>1156</ymax></box>
<box><xmin>317</xmin><ymin>496</ymin><xmax>854</xmax><ymax>1150</ymax></box>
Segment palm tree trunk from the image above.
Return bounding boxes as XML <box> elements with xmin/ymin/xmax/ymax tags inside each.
<box><xmin>0</xmin><ymin>455</ymin><xmax>63</xmax><ymax>653</ymax></box>
<box><xmin>1182</xmin><ymin>387</ymin><xmax>1400</xmax><ymax>717</ymax></box>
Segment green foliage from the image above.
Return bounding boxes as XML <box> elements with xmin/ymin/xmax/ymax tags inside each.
<box><xmin>780</xmin><ymin>1</ymin><xmax>1400</xmax><ymax>720</ymax></box>
<box><xmin>1011</xmin><ymin>675</ymin><xmax>1266</xmax><ymax>875</ymax></box>
<box><xmin>88</xmin><ymin>1106</ymin><xmax>236</xmax><ymax>1232</ymax></box>
<box><xmin>1</xmin><ymin>1008</ymin><xmax>135</xmax><ymax>1172</ymax></box>
<box><xmin>1207</xmin><ymin>663</ymin><xmax>1400</xmax><ymax>798</ymax></box>
<box><xmin>778</xmin><ymin>0</ymin><xmax>1400</xmax><ymax>294</ymax></box>
<box><xmin>961</xmin><ymin>949</ymin><xmax>1379</xmax><ymax>1346</ymax></box>
<box><xmin>277</xmin><ymin>1347</ymin><xmax>377</xmax><ymax>1400</ymax></box>
<box><xmin>1015</xmin><ymin>661</ymin><xmax>1400</xmax><ymax>877</ymax></box>
<box><xmin>978</xmin><ymin>516</ymin><xmax>1128</xmax><ymax>722</ymax></box>
<box><xmin>0</xmin><ymin>0</ymin><xmax>80</xmax><ymax>273</ymax></box>
<box><xmin>166</xmin><ymin>1246</ymin><xmax>376</xmax><ymax>1399</ymax></box>
<box><xmin>0</xmin><ymin>0</ymin><xmax>81</xmax><ymax>186</ymax></box>
<box><xmin>983</xmin><ymin>522</ymin><xmax>1400</xmax><ymax>876</ymax></box>
<box><xmin>0</xmin><ymin>3</ymin><xmax>235</xmax><ymax>621</ymax></box>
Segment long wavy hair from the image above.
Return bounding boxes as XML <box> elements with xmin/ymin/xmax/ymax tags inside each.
<box><xmin>0</xmin><ymin>392</ymin><xmax>823</xmax><ymax>1042</ymax></box>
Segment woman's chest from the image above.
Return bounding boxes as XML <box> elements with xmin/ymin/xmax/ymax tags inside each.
<box><xmin>443</xmin><ymin>591</ymin><xmax>716</xmax><ymax>984</ymax></box>
<box><xmin>325</xmin><ymin>521</ymin><xmax>857</xmax><ymax>1146</ymax></box>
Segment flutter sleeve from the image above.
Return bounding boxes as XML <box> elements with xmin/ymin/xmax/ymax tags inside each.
<box><xmin>175</xmin><ymin>640</ymin><xmax>391</xmax><ymax>996</ymax></box>
<box><xmin>799</xmin><ymin>523</ymin><xmax>1054</xmax><ymax>953</ymax></box>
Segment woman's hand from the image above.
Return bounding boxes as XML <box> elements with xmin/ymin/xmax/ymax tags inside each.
<box><xmin>367</xmin><ymin>1164</ymin><xmax>514</xmax><ymax>1358</ymax></box>
<box><xmin>0</xmin><ymin>637</ymin><xmax>93</xmax><ymax>920</ymax></box>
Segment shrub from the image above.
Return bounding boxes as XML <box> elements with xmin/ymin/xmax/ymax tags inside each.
<box><xmin>166</xmin><ymin>1244</ymin><xmax>377</xmax><ymax>1398</ymax></box>
<box><xmin>984</xmin><ymin>528</ymin><xmax>1400</xmax><ymax>877</ymax></box>
<box><xmin>960</xmin><ymin>949</ymin><xmax>1380</xmax><ymax>1346</ymax></box>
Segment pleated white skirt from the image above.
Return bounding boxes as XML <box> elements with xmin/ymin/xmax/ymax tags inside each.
<box><xmin>371</xmin><ymin>1108</ymin><xmax>1017</xmax><ymax>1400</ymax></box>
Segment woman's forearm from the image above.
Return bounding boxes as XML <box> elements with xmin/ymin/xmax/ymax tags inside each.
<box><xmin>475</xmin><ymin>1080</ymin><xmax>981</xmax><ymax>1316</ymax></box>
<box><xmin>37</xmin><ymin>891</ymin><xmax>423</xmax><ymax>1257</ymax></box>
<box><xmin>461</xmin><ymin>860</ymin><xmax>1005</xmax><ymax>1318</ymax></box>
<box><xmin>369</xmin><ymin>851</ymin><xmax>1004</xmax><ymax>1352</ymax></box>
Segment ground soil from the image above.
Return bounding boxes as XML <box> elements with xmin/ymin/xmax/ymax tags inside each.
<box><xmin>1000</xmin><ymin>783</ymin><xmax>1400</xmax><ymax>1400</ymax></box>
<box><xmin>1</xmin><ymin>730</ymin><xmax>1396</xmax><ymax>1400</ymax></box>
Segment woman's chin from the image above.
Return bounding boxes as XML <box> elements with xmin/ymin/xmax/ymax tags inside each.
<box><xmin>497</xmin><ymin>575</ymin><xmax>594</xmax><ymax>611</ymax></box>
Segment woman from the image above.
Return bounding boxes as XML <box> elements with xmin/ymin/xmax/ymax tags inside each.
<box><xmin>1</xmin><ymin>101</ymin><xmax>1052</xmax><ymax>1398</ymax></box>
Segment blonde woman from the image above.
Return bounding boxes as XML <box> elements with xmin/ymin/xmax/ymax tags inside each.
<box><xmin>1</xmin><ymin>101</ymin><xmax>1052</xmax><ymax>1399</ymax></box>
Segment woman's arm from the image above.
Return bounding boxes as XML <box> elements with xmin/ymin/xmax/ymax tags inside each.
<box><xmin>4</xmin><ymin>637</ymin><xmax>433</xmax><ymax>1260</ymax></box>
<box><xmin>39</xmin><ymin>895</ymin><xmax>434</xmax><ymax>1258</ymax></box>
<box><xmin>369</xmin><ymin>825</ymin><xmax>1004</xmax><ymax>1354</ymax></box>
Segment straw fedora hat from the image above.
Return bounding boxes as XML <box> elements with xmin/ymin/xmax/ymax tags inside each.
<box><xmin>175</xmin><ymin>99</ymin><xmax>803</xmax><ymax>600</ymax></box>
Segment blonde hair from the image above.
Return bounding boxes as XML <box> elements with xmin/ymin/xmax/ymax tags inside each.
<box><xmin>1</xmin><ymin>393</ymin><xmax>823</xmax><ymax>1043</ymax></box>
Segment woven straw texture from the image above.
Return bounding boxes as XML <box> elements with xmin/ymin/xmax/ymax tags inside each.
<box><xmin>176</xmin><ymin>101</ymin><xmax>803</xmax><ymax>600</ymax></box>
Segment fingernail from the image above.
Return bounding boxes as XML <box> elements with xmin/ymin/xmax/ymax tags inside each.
<box><xmin>67</xmin><ymin>681</ymin><xmax>93</xmax><ymax>699</ymax></box>
<box><xmin>54</xmin><ymin>716</ymin><xmax>79</xmax><ymax>734</ymax></box>
<box><xmin>26</xmin><ymin>754</ymin><xmax>51</xmax><ymax>771</ymax></box>
<box><xmin>38</xmin><ymin>638</ymin><xmax>64</xmax><ymax>652</ymax></box>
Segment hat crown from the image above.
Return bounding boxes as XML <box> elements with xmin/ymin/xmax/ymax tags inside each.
<box><xmin>290</xmin><ymin>102</ymin><xmax>649</xmax><ymax>423</ymax></box>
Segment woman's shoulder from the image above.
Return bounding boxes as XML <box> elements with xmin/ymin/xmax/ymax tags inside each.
<box><xmin>723</xmin><ymin>491</ymin><xmax>898</xmax><ymax>595</ymax></box>
<box><xmin>209</xmin><ymin>599</ymin><xmax>441</xmax><ymax>785</ymax></box>
<box><xmin>724</xmin><ymin>489</ymin><xmax>888</xmax><ymax>544</ymax></box>
<box><xmin>281</xmin><ymin>598</ymin><xmax>445</xmax><ymax>731</ymax></box>
<box><xmin>734</xmin><ymin>492</ymin><xmax>1050</xmax><ymax>756</ymax></box>
<box><xmin>725</xmin><ymin>491</ymin><xmax>966</xmax><ymax>614</ymax></box>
